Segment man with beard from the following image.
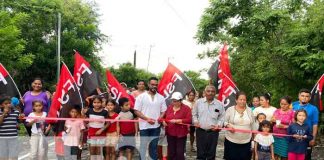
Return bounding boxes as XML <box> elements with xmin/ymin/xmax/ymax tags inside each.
<box><xmin>134</xmin><ymin>77</ymin><xmax>167</xmax><ymax>160</ymax></box>
<box><xmin>292</xmin><ymin>88</ymin><xmax>319</xmax><ymax>160</ymax></box>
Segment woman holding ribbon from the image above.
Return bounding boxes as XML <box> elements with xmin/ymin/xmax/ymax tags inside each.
<box><xmin>224</xmin><ymin>91</ymin><xmax>254</xmax><ymax>160</ymax></box>
<box><xmin>271</xmin><ymin>96</ymin><xmax>294</xmax><ymax>160</ymax></box>
<box><xmin>162</xmin><ymin>92</ymin><xmax>192</xmax><ymax>160</ymax></box>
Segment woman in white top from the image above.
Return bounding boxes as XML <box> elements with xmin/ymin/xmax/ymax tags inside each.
<box><xmin>253</xmin><ymin>93</ymin><xmax>277</xmax><ymax>121</ymax></box>
<box><xmin>224</xmin><ymin>92</ymin><xmax>254</xmax><ymax>160</ymax></box>
<box><xmin>182</xmin><ymin>90</ymin><xmax>196</xmax><ymax>152</ymax></box>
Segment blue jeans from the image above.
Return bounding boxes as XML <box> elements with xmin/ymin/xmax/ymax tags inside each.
<box><xmin>139</xmin><ymin>127</ymin><xmax>161</xmax><ymax>160</ymax></box>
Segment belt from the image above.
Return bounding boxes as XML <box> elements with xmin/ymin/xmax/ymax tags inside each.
<box><xmin>198</xmin><ymin>128</ymin><xmax>214</xmax><ymax>132</ymax></box>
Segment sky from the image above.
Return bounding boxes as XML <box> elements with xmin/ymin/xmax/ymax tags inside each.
<box><xmin>94</xmin><ymin>0</ymin><xmax>216</xmax><ymax>79</ymax></box>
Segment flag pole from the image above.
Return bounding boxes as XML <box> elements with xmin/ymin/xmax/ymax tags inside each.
<box><xmin>222</xmin><ymin>72</ymin><xmax>240</xmax><ymax>91</ymax></box>
<box><xmin>311</xmin><ymin>74</ymin><xmax>324</xmax><ymax>93</ymax></box>
<box><xmin>61</xmin><ymin>61</ymin><xmax>84</xmax><ymax>109</ymax></box>
<box><xmin>0</xmin><ymin>64</ymin><xmax>22</xmax><ymax>98</ymax></box>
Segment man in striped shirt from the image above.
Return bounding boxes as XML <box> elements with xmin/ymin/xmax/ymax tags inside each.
<box><xmin>0</xmin><ymin>96</ymin><xmax>20</xmax><ymax>160</ymax></box>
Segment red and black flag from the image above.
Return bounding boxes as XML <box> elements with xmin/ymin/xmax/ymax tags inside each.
<box><xmin>310</xmin><ymin>74</ymin><xmax>324</xmax><ymax>111</ymax></box>
<box><xmin>158</xmin><ymin>63</ymin><xmax>195</xmax><ymax>106</ymax></box>
<box><xmin>207</xmin><ymin>55</ymin><xmax>220</xmax><ymax>90</ymax></box>
<box><xmin>48</xmin><ymin>63</ymin><xmax>83</xmax><ymax>125</ymax></box>
<box><xmin>106</xmin><ymin>70</ymin><xmax>135</xmax><ymax>107</ymax></box>
<box><xmin>208</xmin><ymin>44</ymin><xmax>239</xmax><ymax>110</ymax></box>
<box><xmin>73</xmin><ymin>50</ymin><xmax>101</xmax><ymax>99</ymax></box>
<box><xmin>0</xmin><ymin>63</ymin><xmax>21</xmax><ymax>98</ymax></box>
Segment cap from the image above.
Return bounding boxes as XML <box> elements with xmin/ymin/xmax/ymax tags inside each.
<box><xmin>11</xmin><ymin>97</ymin><xmax>20</xmax><ymax>106</ymax></box>
<box><xmin>171</xmin><ymin>92</ymin><xmax>183</xmax><ymax>100</ymax></box>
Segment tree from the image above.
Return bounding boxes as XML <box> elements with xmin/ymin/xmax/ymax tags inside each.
<box><xmin>0</xmin><ymin>11</ymin><xmax>34</xmax><ymax>77</ymax></box>
<box><xmin>196</xmin><ymin>0</ymin><xmax>324</xmax><ymax>104</ymax></box>
<box><xmin>2</xmin><ymin>0</ymin><xmax>107</xmax><ymax>91</ymax></box>
<box><xmin>109</xmin><ymin>63</ymin><xmax>156</xmax><ymax>88</ymax></box>
<box><xmin>184</xmin><ymin>70</ymin><xmax>208</xmax><ymax>93</ymax></box>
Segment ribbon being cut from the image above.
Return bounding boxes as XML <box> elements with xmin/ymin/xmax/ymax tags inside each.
<box><xmin>20</xmin><ymin>116</ymin><xmax>293</xmax><ymax>137</ymax></box>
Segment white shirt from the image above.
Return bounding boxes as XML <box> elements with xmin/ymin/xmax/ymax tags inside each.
<box><xmin>225</xmin><ymin>110</ymin><xmax>253</xmax><ymax>144</ymax></box>
<box><xmin>134</xmin><ymin>92</ymin><xmax>167</xmax><ymax>130</ymax></box>
<box><xmin>253</xmin><ymin>106</ymin><xmax>277</xmax><ymax>121</ymax></box>
<box><xmin>26</xmin><ymin>112</ymin><xmax>47</xmax><ymax>134</ymax></box>
<box><xmin>254</xmin><ymin>133</ymin><xmax>274</xmax><ymax>152</ymax></box>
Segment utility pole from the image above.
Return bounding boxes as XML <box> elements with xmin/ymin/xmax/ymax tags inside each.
<box><xmin>146</xmin><ymin>45</ymin><xmax>153</xmax><ymax>72</ymax></box>
<box><xmin>57</xmin><ymin>12</ymin><xmax>61</xmax><ymax>82</ymax></box>
<box><xmin>133</xmin><ymin>50</ymin><xmax>137</xmax><ymax>68</ymax></box>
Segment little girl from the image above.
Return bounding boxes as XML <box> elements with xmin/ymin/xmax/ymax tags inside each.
<box><xmin>254</xmin><ymin>113</ymin><xmax>266</xmax><ymax>130</ymax></box>
<box><xmin>63</xmin><ymin>106</ymin><xmax>85</xmax><ymax>160</ymax></box>
<box><xmin>105</xmin><ymin>99</ymin><xmax>119</xmax><ymax>160</ymax></box>
<box><xmin>82</xmin><ymin>96</ymin><xmax>109</xmax><ymax>160</ymax></box>
<box><xmin>26</xmin><ymin>100</ymin><xmax>51</xmax><ymax>160</ymax></box>
<box><xmin>287</xmin><ymin>110</ymin><xmax>313</xmax><ymax>160</ymax></box>
<box><xmin>254</xmin><ymin>120</ymin><xmax>274</xmax><ymax>160</ymax></box>
<box><xmin>252</xmin><ymin>113</ymin><xmax>267</xmax><ymax>159</ymax></box>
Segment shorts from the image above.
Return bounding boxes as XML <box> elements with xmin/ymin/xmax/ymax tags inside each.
<box><xmin>0</xmin><ymin>138</ymin><xmax>19</xmax><ymax>159</ymax></box>
<box><xmin>106</xmin><ymin>132</ymin><xmax>119</xmax><ymax>146</ymax></box>
<box><xmin>88</xmin><ymin>128</ymin><xmax>106</xmax><ymax>146</ymax></box>
<box><xmin>118</xmin><ymin>133</ymin><xmax>136</xmax><ymax>151</ymax></box>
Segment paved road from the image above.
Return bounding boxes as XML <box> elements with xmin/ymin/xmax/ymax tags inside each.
<box><xmin>17</xmin><ymin>131</ymin><xmax>324</xmax><ymax>160</ymax></box>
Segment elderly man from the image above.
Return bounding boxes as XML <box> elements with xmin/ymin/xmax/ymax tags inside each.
<box><xmin>192</xmin><ymin>85</ymin><xmax>225</xmax><ymax>160</ymax></box>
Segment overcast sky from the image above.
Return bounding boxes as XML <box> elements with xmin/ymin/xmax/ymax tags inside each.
<box><xmin>94</xmin><ymin>0</ymin><xmax>216</xmax><ymax>79</ymax></box>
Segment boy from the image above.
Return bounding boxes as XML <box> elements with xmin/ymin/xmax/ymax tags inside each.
<box><xmin>117</xmin><ymin>97</ymin><xmax>138</xmax><ymax>160</ymax></box>
<box><xmin>0</xmin><ymin>96</ymin><xmax>21</xmax><ymax>160</ymax></box>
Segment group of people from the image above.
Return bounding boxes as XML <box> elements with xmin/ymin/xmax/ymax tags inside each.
<box><xmin>0</xmin><ymin>76</ymin><xmax>320</xmax><ymax>160</ymax></box>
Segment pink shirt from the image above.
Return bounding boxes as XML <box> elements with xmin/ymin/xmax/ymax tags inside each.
<box><xmin>273</xmin><ymin>109</ymin><xmax>294</xmax><ymax>136</ymax></box>
<box><xmin>64</xmin><ymin>120</ymin><xmax>85</xmax><ymax>146</ymax></box>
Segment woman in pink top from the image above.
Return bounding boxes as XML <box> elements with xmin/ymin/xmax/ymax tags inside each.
<box><xmin>271</xmin><ymin>96</ymin><xmax>294</xmax><ymax>160</ymax></box>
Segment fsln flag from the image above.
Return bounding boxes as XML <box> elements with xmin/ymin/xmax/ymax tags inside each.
<box><xmin>208</xmin><ymin>44</ymin><xmax>239</xmax><ymax>110</ymax></box>
<box><xmin>0</xmin><ymin>63</ymin><xmax>21</xmax><ymax>98</ymax></box>
<box><xmin>48</xmin><ymin>63</ymin><xmax>83</xmax><ymax>124</ymax></box>
<box><xmin>207</xmin><ymin>55</ymin><xmax>220</xmax><ymax>90</ymax></box>
<box><xmin>73</xmin><ymin>50</ymin><xmax>101</xmax><ymax>99</ymax></box>
<box><xmin>158</xmin><ymin>63</ymin><xmax>195</xmax><ymax>106</ymax></box>
<box><xmin>106</xmin><ymin>70</ymin><xmax>135</xmax><ymax>107</ymax></box>
<box><xmin>310</xmin><ymin>74</ymin><xmax>324</xmax><ymax>111</ymax></box>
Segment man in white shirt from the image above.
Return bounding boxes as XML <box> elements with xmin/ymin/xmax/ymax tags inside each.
<box><xmin>134</xmin><ymin>77</ymin><xmax>167</xmax><ymax>160</ymax></box>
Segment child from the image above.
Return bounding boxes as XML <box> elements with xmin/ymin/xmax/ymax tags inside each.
<box><xmin>63</xmin><ymin>106</ymin><xmax>85</xmax><ymax>160</ymax></box>
<box><xmin>254</xmin><ymin>120</ymin><xmax>275</xmax><ymax>160</ymax></box>
<box><xmin>82</xmin><ymin>95</ymin><xmax>109</xmax><ymax>160</ymax></box>
<box><xmin>0</xmin><ymin>96</ymin><xmax>21</xmax><ymax>159</ymax></box>
<box><xmin>252</xmin><ymin>113</ymin><xmax>267</xmax><ymax>159</ymax></box>
<box><xmin>287</xmin><ymin>110</ymin><xmax>313</xmax><ymax>160</ymax></box>
<box><xmin>105</xmin><ymin>99</ymin><xmax>119</xmax><ymax>160</ymax></box>
<box><xmin>26</xmin><ymin>100</ymin><xmax>51</xmax><ymax>160</ymax></box>
<box><xmin>117</xmin><ymin>97</ymin><xmax>138</xmax><ymax>160</ymax></box>
<box><xmin>255</xmin><ymin>113</ymin><xmax>266</xmax><ymax>130</ymax></box>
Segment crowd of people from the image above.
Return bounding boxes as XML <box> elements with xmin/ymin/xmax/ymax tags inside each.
<box><xmin>0</xmin><ymin>77</ymin><xmax>320</xmax><ymax>160</ymax></box>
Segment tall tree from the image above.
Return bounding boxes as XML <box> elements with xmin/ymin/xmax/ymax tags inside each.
<box><xmin>109</xmin><ymin>63</ymin><xmax>156</xmax><ymax>88</ymax></box>
<box><xmin>196</xmin><ymin>0</ymin><xmax>324</xmax><ymax>103</ymax></box>
<box><xmin>2</xmin><ymin>0</ymin><xmax>107</xmax><ymax>91</ymax></box>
